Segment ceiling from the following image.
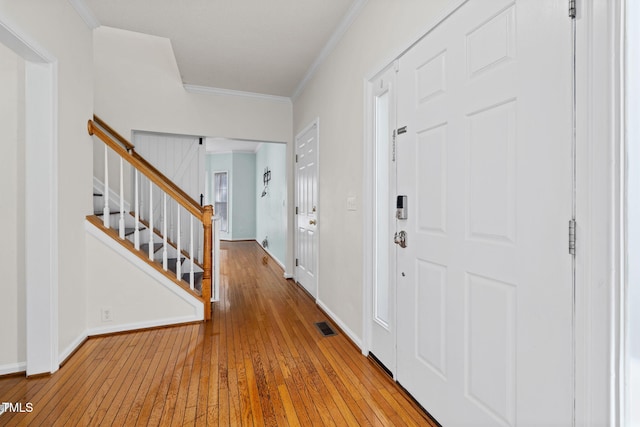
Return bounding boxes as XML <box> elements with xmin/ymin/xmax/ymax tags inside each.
<box><xmin>81</xmin><ymin>0</ymin><xmax>362</xmax><ymax>98</ymax></box>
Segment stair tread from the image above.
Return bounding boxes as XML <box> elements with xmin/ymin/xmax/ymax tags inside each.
<box><xmin>166</xmin><ymin>257</ymin><xmax>186</xmax><ymax>273</ymax></box>
<box><xmin>140</xmin><ymin>242</ymin><xmax>163</xmax><ymax>253</ymax></box>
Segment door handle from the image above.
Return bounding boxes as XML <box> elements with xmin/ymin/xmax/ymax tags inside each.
<box><xmin>394</xmin><ymin>231</ymin><xmax>407</xmax><ymax>248</ymax></box>
<box><xmin>309</xmin><ymin>219</ymin><xmax>317</xmax><ymax>225</ymax></box>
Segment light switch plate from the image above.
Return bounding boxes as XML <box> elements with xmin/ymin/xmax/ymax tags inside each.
<box><xmin>347</xmin><ymin>196</ymin><xmax>357</xmax><ymax>211</ymax></box>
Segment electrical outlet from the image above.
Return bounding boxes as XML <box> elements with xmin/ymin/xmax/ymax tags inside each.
<box><xmin>101</xmin><ymin>307</ymin><xmax>113</xmax><ymax>322</ymax></box>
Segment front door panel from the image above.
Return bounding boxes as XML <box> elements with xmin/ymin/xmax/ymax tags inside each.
<box><xmin>396</xmin><ymin>1</ymin><xmax>573</xmax><ymax>425</ymax></box>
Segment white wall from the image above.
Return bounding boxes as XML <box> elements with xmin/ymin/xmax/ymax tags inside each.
<box><xmin>0</xmin><ymin>0</ymin><xmax>94</xmax><ymax>367</ymax></box>
<box><xmin>94</xmin><ymin>26</ymin><xmax>292</xmax><ymax>142</ymax></box>
<box><xmin>292</xmin><ymin>1</ymin><xmax>450</xmax><ymax>340</ymax></box>
<box><xmin>0</xmin><ymin>42</ymin><xmax>26</xmax><ymax>372</ymax></box>
<box><xmin>85</xmin><ymin>232</ymin><xmax>200</xmax><ymax>332</ymax></box>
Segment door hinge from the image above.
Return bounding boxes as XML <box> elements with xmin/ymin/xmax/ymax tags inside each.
<box><xmin>569</xmin><ymin>219</ymin><xmax>576</xmax><ymax>255</ymax></box>
<box><xmin>392</xmin><ymin>129</ymin><xmax>397</xmax><ymax>162</ymax></box>
<box><xmin>295</xmin><ymin>154</ymin><xmax>299</xmax><ymax>163</ymax></box>
<box><xmin>295</xmin><ymin>258</ymin><xmax>299</xmax><ymax>267</ymax></box>
<box><xmin>569</xmin><ymin>0</ymin><xmax>576</xmax><ymax>19</ymax></box>
<box><xmin>296</xmin><ymin>206</ymin><xmax>299</xmax><ymax>215</ymax></box>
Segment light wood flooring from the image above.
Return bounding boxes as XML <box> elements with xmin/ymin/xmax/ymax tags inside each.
<box><xmin>0</xmin><ymin>241</ymin><xmax>436</xmax><ymax>426</ymax></box>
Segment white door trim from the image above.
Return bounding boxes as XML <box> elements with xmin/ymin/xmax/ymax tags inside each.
<box><xmin>622</xmin><ymin>1</ymin><xmax>640</xmax><ymax>424</ymax></box>
<box><xmin>575</xmin><ymin>1</ymin><xmax>623</xmax><ymax>425</ymax></box>
<box><xmin>294</xmin><ymin>118</ymin><xmax>320</xmax><ymax>299</ymax></box>
<box><xmin>0</xmin><ymin>16</ymin><xmax>60</xmax><ymax>375</ymax></box>
<box><xmin>362</xmin><ymin>0</ymin><xmax>623</xmax><ymax>424</ymax></box>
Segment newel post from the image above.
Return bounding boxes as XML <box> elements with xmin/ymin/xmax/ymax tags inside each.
<box><xmin>202</xmin><ymin>205</ymin><xmax>213</xmax><ymax>320</ymax></box>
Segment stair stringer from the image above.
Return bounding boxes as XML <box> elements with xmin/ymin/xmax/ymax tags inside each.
<box><xmin>85</xmin><ymin>219</ymin><xmax>204</xmax><ymax>336</ymax></box>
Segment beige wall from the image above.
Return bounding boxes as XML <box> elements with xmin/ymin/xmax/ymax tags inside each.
<box><xmin>85</xmin><ymin>232</ymin><xmax>200</xmax><ymax>331</ymax></box>
<box><xmin>93</xmin><ymin>26</ymin><xmax>292</xmax><ymax>168</ymax></box>
<box><xmin>0</xmin><ymin>42</ymin><xmax>25</xmax><ymax>370</ymax></box>
<box><xmin>0</xmin><ymin>0</ymin><xmax>94</xmax><ymax>365</ymax></box>
<box><xmin>292</xmin><ymin>0</ymin><xmax>450</xmax><ymax>340</ymax></box>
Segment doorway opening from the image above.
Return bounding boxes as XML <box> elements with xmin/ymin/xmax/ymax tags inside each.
<box><xmin>206</xmin><ymin>137</ymin><xmax>288</xmax><ymax>272</ymax></box>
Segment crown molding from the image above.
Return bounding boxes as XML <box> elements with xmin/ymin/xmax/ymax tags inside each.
<box><xmin>291</xmin><ymin>0</ymin><xmax>368</xmax><ymax>101</ymax></box>
<box><xmin>68</xmin><ymin>0</ymin><xmax>100</xmax><ymax>30</ymax></box>
<box><xmin>184</xmin><ymin>84</ymin><xmax>291</xmax><ymax>104</ymax></box>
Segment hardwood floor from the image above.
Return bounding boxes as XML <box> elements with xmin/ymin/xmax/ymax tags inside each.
<box><xmin>0</xmin><ymin>241</ymin><xmax>436</xmax><ymax>426</ymax></box>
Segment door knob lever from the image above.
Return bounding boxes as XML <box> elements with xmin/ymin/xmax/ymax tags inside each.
<box><xmin>394</xmin><ymin>231</ymin><xmax>407</xmax><ymax>248</ymax></box>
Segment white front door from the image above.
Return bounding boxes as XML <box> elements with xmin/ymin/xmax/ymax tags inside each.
<box><xmin>369</xmin><ymin>64</ymin><xmax>398</xmax><ymax>375</ymax></box>
<box><xmin>396</xmin><ymin>0</ymin><xmax>573</xmax><ymax>425</ymax></box>
<box><xmin>295</xmin><ymin>121</ymin><xmax>319</xmax><ymax>297</ymax></box>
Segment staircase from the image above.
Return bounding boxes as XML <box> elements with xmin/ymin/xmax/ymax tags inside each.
<box><xmin>90</xmin><ymin>204</ymin><xmax>205</xmax><ymax>291</ymax></box>
<box><xmin>87</xmin><ymin>116</ymin><xmax>219</xmax><ymax>320</ymax></box>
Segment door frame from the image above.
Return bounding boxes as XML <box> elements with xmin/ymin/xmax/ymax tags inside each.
<box><xmin>362</xmin><ymin>1</ymin><xmax>623</xmax><ymax>425</ymax></box>
<box><xmin>622</xmin><ymin>1</ymin><xmax>640</xmax><ymax>424</ymax></box>
<box><xmin>363</xmin><ymin>62</ymin><xmax>398</xmax><ymax>376</ymax></box>
<box><xmin>294</xmin><ymin>118</ymin><xmax>320</xmax><ymax>299</ymax></box>
<box><xmin>0</xmin><ymin>16</ymin><xmax>59</xmax><ymax>375</ymax></box>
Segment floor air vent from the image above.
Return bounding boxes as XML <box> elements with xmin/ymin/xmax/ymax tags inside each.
<box><xmin>314</xmin><ymin>321</ymin><xmax>337</xmax><ymax>337</ymax></box>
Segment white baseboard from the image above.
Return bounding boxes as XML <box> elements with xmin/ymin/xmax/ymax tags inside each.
<box><xmin>59</xmin><ymin>331</ymin><xmax>88</xmax><ymax>365</ymax></box>
<box><xmin>255</xmin><ymin>240</ymin><xmax>286</xmax><ymax>271</ymax></box>
<box><xmin>283</xmin><ymin>272</ymin><xmax>293</xmax><ymax>279</ymax></box>
<box><xmin>316</xmin><ymin>299</ymin><xmax>363</xmax><ymax>350</ymax></box>
<box><xmin>87</xmin><ymin>315</ymin><xmax>201</xmax><ymax>336</ymax></box>
<box><xmin>0</xmin><ymin>362</ymin><xmax>26</xmax><ymax>376</ymax></box>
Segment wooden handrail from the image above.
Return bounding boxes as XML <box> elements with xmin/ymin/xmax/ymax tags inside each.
<box><xmin>88</xmin><ymin>119</ymin><xmax>204</xmax><ymax>219</ymax></box>
<box><xmin>93</xmin><ymin>115</ymin><xmax>135</xmax><ymax>151</ymax></box>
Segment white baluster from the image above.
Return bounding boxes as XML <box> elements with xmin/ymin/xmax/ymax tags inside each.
<box><xmin>162</xmin><ymin>193</ymin><xmax>168</xmax><ymax>270</ymax></box>
<box><xmin>189</xmin><ymin>215</ymin><xmax>194</xmax><ymax>290</ymax></box>
<box><xmin>148</xmin><ymin>181</ymin><xmax>154</xmax><ymax>260</ymax></box>
<box><xmin>103</xmin><ymin>145</ymin><xmax>110</xmax><ymax>228</ymax></box>
<box><xmin>134</xmin><ymin>170</ymin><xmax>140</xmax><ymax>250</ymax></box>
<box><xmin>118</xmin><ymin>158</ymin><xmax>125</xmax><ymax>239</ymax></box>
<box><xmin>177</xmin><ymin>207</ymin><xmax>182</xmax><ymax>281</ymax></box>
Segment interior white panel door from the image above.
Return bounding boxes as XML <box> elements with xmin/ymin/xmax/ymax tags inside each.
<box><xmin>295</xmin><ymin>122</ymin><xmax>318</xmax><ymax>297</ymax></box>
<box><xmin>396</xmin><ymin>1</ymin><xmax>573</xmax><ymax>425</ymax></box>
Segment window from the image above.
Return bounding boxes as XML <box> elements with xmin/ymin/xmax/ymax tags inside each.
<box><xmin>214</xmin><ymin>172</ymin><xmax>228</xmax><ymax>232</ymax></box>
